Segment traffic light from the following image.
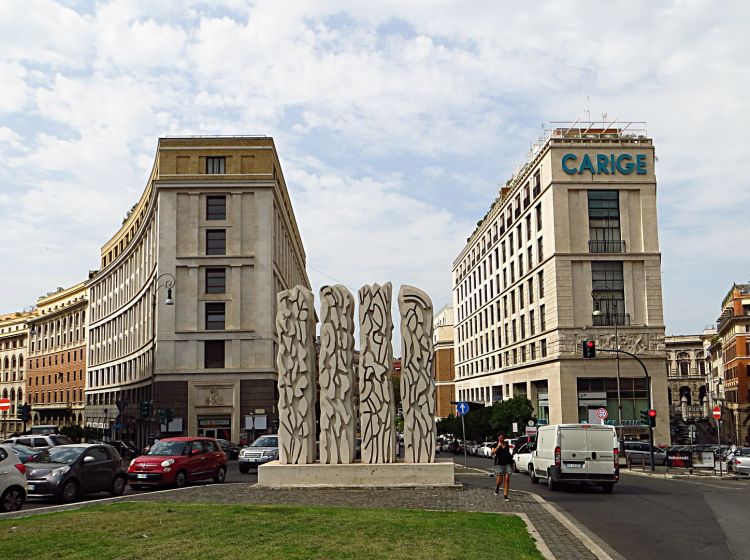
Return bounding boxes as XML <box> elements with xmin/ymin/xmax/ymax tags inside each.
<box><xmin>647</xmin><ymin>409</ymin><xmax>657</xmax><ymax>428</ymax></box>
<box><xmin>582</xmin><ymin>339</ymin><xmax>596</xmax><ymax>359</ymax></box>
<box><xmin>640</xmin><ymin>409</ymin><xmax>649</xmax><ymax>425</ymax></box>
<box><xmin>19</xmin><ymin>404</ymin><xmax>31</xmax><ymax>423</ymax></box>
<box><xmin>140</xmin><ymin>400</ymin><xmax>152</xmax><ymax>419</ymax></box>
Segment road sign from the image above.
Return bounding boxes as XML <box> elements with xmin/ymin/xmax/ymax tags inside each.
<box><xmin>712</xmin><ymin>406</ymin><xmax>721</xmax><ymax>420</ymax></box>
<box><xmin>512</xmin><ymin>422</ymin><xmax>518</xmax><ymax>433</ymax></box>
<box><xmin>527</xmin><ymin>419</ymin><xmax>535</xmax><ymax>426</ymax></box>
<box><xmin>596</xmin><ymin>407</ymin><xmax>608</xmax><ymax>420</ymax></box>
<box><xmin>456</xmin><ymin>401</ymin><xmax>469</xmax><ymax>417</ymax></box>
<box><xmin>0</xmin><ymin>398</ymin><xmax>10</xmax><ymax>412</ymax></box>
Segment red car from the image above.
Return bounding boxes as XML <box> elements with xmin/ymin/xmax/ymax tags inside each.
<box><xmin>127</xmin><ymin>437</ymin><xmax>227</xmax><ymax>489</ymax></box>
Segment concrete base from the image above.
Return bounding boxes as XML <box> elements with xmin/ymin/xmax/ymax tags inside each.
<box><xmin>257</xmin><ymin>458</ymin><xmax>455</xmax><ymax>488</ymax></box>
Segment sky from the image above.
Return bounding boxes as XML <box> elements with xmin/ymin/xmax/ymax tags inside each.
<box><xmin>1</xmin><ymin>0</ymin><xmax>749</xmax><ymax>341</ymax></box>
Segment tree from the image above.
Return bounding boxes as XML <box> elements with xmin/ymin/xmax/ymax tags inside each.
<box><xmin>436</xmin><ymin>414</ymin><xmax>461</xmax><ymax>438</ymax></box>
<box><xmin>60</xmin><ymin>424</ymin><xmax>85</xmax><ymax>443</ymax></box>
<box><xmin>489</xmin><ymin>396</ymin><xmax>534</xmax><ymax>436</ymax></box>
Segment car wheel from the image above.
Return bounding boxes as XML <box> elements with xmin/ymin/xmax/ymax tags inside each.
<box><xmin>174</xmin><ymin>471</ymin><xmax>188</xmax><ymax>489</ymax></box>
<box><xmin>528</xmin><ymin>463</ymin><xmax>534</xmax><ymax>477</ymax></box>
<box><xmin>547</xmin><ymin>470</ymin><xmax>558</xmax><ymax>491</ymax></box>
<box><xmin>513</xmin><ymin>461</ymin><xmax>518</xmax><ymax>473</ymax></box>
<box><xmin>110</xmin><ymin>475</ymin><xmax>127</xmax><ymax>496</ymax></box>
<box><xmin>213</xmin><ymin>466</ymin><xmax>227</xmax><ymax>484</ymax></box>
<box><xmin>530</xmin><ymin>467</ymin><xmax>539</xmax><ymax>484</ymax></box>
<box><xmin>58</xmin><ymin>480</ymin><xmax>79</xmax><ymax>503</ymax></box>
<box><xmin>0</xmin><ymin>487</ymin><xmax>25</xmax><ymax>512</ymax></box>
<box><xmin>602</xmin><ymin>483</ymin><xmax>614</xmax><ymax>494</ymax></box>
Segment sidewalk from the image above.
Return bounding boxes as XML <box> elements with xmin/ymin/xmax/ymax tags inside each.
<box><xmin>621</xmin><ymin>464</ymin><xmax>747</xmax><ymax>480</ymax></box>
<box><xmin>4</xmin><ymin>479</ymin><xmax>604</xmax><ymax>560</ymax></box>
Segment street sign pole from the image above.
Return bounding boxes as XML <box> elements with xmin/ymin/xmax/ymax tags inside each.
<box><xmin>717</xmin><ymin>418</ymin><xmax>722</xmax><ymax>477</ymax></box>
<box><xmin>461</xmin><ymin>414</ymin><xmax>467</xmax><ymax>469</ymax></box>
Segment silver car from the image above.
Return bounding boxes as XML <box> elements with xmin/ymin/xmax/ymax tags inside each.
<box><xmin>238</xmin><ymin>435</ymin><xmax>278</xmax><ymax>474</ymax></box>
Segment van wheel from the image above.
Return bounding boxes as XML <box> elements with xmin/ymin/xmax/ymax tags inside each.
<box><xmin>547</xmin><ymin>471</ymin><xmax>558</xmax><ymax>491</ymax></box>
<box><xmin>530</xmin><ymin>468</ymin><xmax>539</xmax><ymax>484</ymax></box>
<box><xmin>528</xmin><ymin>463</ymin><xmax>534</xmax><ymax>477</ymax></box>
<box><xmin>602</xmin><ymin>483</ymin><xmax>614</xmax><ymax>494</ymax></box>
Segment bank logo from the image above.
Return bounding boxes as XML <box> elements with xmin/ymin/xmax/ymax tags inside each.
<box><xmin>562</xmin><ymin>153</ymin><xmax>647</xmax><ymax>175</ymax></box>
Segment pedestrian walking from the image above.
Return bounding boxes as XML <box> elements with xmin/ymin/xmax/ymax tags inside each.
<box><xmin>491</xmin><ymin>433</ymin><xmax>513</xmax><ymax>501</ymax></box>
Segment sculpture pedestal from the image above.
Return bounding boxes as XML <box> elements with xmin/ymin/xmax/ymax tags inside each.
<box><xmin>257</xmin><ymin>458</ymin><xmax>455</xmax><ymax>488</ymax></box>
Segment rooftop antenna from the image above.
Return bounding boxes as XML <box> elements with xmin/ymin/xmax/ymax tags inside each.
<box><xmin>585</xmin><ymin>95</ymin><xmax>591</xmax><ymax>124</ymax></box>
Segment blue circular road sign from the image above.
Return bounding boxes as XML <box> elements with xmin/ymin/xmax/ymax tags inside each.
<box><xmin>457</xmin><ymin>401</ymin><xmax>470</xmax><ymax>417</ymax></box>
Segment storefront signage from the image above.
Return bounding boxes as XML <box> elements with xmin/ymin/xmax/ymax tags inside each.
<box><xmin>562</xmin><ymin>153</ymin><xmax>647</xmax><ymax>175</ymax></box>
<box><xmin>198</xmin><ymin>417</ymin><xmax>231</xmax><ymax>428</ymax></box>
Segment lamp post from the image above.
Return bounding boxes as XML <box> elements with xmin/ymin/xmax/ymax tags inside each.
<box><xmin>592</xmin><ymin>286</ymin><xmax>624</xmax><ymax>443</ymax></box>
<box><xmin>146</xmin><ymin>273</ymin><xmax>175</xmax><ymax>451</ymax></box>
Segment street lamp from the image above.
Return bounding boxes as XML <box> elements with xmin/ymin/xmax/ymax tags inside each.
<box><xmin>592</xmin><ymin>285</ymin><xmax>624</xmax><ymax>443</ymax></box>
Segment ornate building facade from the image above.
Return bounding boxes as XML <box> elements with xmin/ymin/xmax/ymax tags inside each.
<box><xmin>26</xmin><ymin>283</ymin><xmax>87</xmax><ymax>429</ymax></box>
<box><xmin>85</xmin><ymin>136</ymin><xmax>309</xmax><ymax>446</ymax></box>
<box><xmin>0</xmin><ymin>312</ymin><xmax>31</xmax><ymax>437</ymax></box>
<box><xmin>452</xmin><ymin>123</ymin><xmax>669</xmax><ymax>443</ymax></box>
<box><xmin>665</xmin><ymin>335</ymin><xmax>708</xmax><ymax>420</ymax></box>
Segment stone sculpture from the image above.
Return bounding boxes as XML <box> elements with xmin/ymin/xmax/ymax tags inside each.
<box><xmin>398</xmin><ymin>285</ymin><xmax>436</xmax><ymax>463</ymax></box>
<box><xmin>318</xmin><ymin>285</ymin><xmax>356</xmax><ymax>464</ymax></box>
<box><xmin>276</xmin><ymin>286</ymin><xmax>317</xmax><ymax>464</ymax></box>
<box><xmin>358</xmin><ymin>282</ymin><xmax>396</xmax><ymax>464</ymax></box>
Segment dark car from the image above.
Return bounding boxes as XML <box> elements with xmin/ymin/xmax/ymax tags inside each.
<box><xmin>109</xmin><ymin>440</ymin><xmax>139</xmax><ymax>462</ymax></box>
<box><xmin>216</xmin><ymin>439</ymin><xmax>240</xmax><ymax>460</ymax></box>
<box><xmin>25</xmin><ymin>444</ymin><xmax>127</xmax><ymax>503</ymax></box>
<box><xmin>9</xmin><ymin>444</ymin><xmax>39</xmax><ymax>464</ymax></box>
<box><xmin>127</xmin><ymin>437</ymin><xmax>227</xmax><ymax>488</ymax></box>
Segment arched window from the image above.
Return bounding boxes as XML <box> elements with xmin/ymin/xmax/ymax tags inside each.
<box><xmin>18</xmin><ymin>354</ymin><xmax>23</xmax><ymax>368</ymax></box>
<box><xmin>678</xmin><ymin>352</ymin><xmax>690</xmax><ymax>376</ymax></box>
<box><xmin>9</xmin><ymin>388</ymin><xmax>15</xmax><ymax>401</ymax></box>
<box><xmin>11</xmin><ymin>355</ymin><xmax>16</xmax><ymax>369</ymax></box>
<box><xmin>679</xmin><ymin>386</ymin><xmax>692</xmax><ymax>405</ymax></box>
<box><xmin>17</xmin><ymin>389</ymin><xmax>22</xmax><ymax>403</ymax></box>
<box><xmin>4</xmin><ymin>357</ymin><xmax>9</xmax><ymax>369</ymax></box>
<box><xmin>1</xmin><ymin>388</ymin><xmax>7</xmax><ymax>399</ymax></box>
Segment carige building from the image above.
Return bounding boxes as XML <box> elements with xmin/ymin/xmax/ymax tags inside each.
<box><xmin>452</xmin><ymin>122</ymin><xmax>669</xmax><ymax>444</ymax></box>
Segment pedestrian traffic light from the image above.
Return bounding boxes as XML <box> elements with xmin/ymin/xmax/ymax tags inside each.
<box><xmin>647</xmin><ymin>409</ymin><xmax>657</xmax><ymax>428</ymax></box>
<box><xmin>140</xmin><ymin>400</ymin><xmax>152</xmax><ymax>419</ymax></box>
<box><xmin>582</xmin><ymin>339</ymin><xmax>596</xmax><ymax>359</ymax></box>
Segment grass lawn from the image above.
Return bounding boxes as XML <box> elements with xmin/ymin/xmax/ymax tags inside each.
<box><xmin>0</xmin><ymin>502</ymin><xmax>543</xmax><ymax>560</ymax></box>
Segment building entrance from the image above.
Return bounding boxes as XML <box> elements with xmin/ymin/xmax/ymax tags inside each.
<box><xmin>197</xmin><ymin>417</ymin><xmax>231</xmax><ymax>440</ymax></box>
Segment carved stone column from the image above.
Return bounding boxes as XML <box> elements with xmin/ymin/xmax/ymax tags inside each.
<box><xmin>276</xmin><ymin>286</ymin><xmax>316</xmax><ymax>464</ymax></box>
<box><xmin>358</xmin><ymin>282</ymin><xmax>396</xmax><ymax>464</ymax></box>
<box><xmin>399</xmin><ymin>285</ymin><xmax>436</xmax><ymax>463</ymax></box>
<box><xmin>319</xmin><ymin>285</ymin><xmax>356</xmax><ymax>464</ymax></box>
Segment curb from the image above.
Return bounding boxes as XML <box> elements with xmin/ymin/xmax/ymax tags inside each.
<box><xmin>622</xmin><ymin>469</ymin><xmax>744</xmax><ymax>481</ymax></box>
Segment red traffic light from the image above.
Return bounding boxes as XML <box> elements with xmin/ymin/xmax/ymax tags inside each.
<box><xmin>587</xmin><ymin>341</ymin><xmax>595</xmax><ymax>348</ymax></box>
<box><xmin>648</xmin><ymin>409</ymin><xmax>657</xmax><ymax>418</ymax></box>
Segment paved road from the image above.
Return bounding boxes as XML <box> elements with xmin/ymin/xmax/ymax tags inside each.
<box><xmin>453</xmin><ymin>453</ymin><xmax>750</xmax><ymax>560</ymax></box>
<box><xmin>20</xmin><ymin>459</ymin><xmax>256</xmax><ymax>511</ymax></box>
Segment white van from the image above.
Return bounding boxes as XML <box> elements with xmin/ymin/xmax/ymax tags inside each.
<box><xmin>531</xmin><ymin>424</ymin><xmax>619</xmax><ymax>493</ymax></box>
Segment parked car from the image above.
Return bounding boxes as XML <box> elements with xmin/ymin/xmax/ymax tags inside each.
<box><xmin>532</xmin><ymin>424</ymin><xmax>619</xmax><ymax>493</ymax></box>
<box><xmin>128</xmin><ymin>437</ymin><xmax>227</xmax><ymax>489</ymax></box>
<box><xmin>513</xmin><ymin>442</ymin><xmax>536</xmax><ymax>474</ymax></box>
<box><xmin>621</xmin><ymin>441</ymin><xmax>667</xmax><ymax>466</ymax></box>
<box><xmin>2</xmin><ymin>434</ymin><xmax>74</xmax><ymax>452</ymax></box>
<box><xmin>477</xmin><ymin>442</ymin><xmax>495</xmax><ymax>458</ymax></box>
<box><xmin>0</xmin><ymin>444</ymin><xmax>27</xmax><ymax>512</ymax></box>
<box><xmin>238</xmin><ymin>435</ymin><xmax>279</xmax><ymax>473</ymax></box>
<box><xmin>109</xmin><ymin>440</ymin><xmax>139</xmax><ymax>462</ymax></box>
<box><xmin>729</xmin><ymin>451</ymin><xmax>750</xmax><ymax>475</ymax></box>
<box><xmin>9</xmin><ymin>444</ymin><xmax>39</xmax><ymax>464</ymax></box>
<box><xmin>217</xmin><ymin>439</ymin><xmax>240</xmax><ymax>460</ymax></box>
<box><xmin>25</xmin><ymin>444</ymin><xmax>126</xmax><ymax>503</ymax></box>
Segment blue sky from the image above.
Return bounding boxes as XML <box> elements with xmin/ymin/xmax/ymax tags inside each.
<box><xmin>1</xmin><ymin>0</ymin><xmax>748</xmax><ymax>339</ymax></box>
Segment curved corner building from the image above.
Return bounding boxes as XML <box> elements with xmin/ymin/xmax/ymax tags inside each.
<box><xmin>85</xmin><ymin>137</ymin><xmax>309</xmax><ymax>446</ymax></box>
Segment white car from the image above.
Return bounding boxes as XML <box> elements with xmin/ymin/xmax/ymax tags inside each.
<box><xmin>0</xmin><ymin>444</ymin><xmax>27</xmax><ymax>512</ymax></box>
<box><xmin>477</xmin><ymin>442</ymin><xmax>494</xmax><ymax>458</ymax></box>
<box><xmin>513</xmin><ymin>442</ymin><xmax>535</xmax><ymax>474</ymax></box>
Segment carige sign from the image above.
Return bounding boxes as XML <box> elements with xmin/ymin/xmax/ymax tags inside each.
<box><xmin>562</xmin><ymin>153</ymin><xmax>647</xmax><ymax>175</ymax></box>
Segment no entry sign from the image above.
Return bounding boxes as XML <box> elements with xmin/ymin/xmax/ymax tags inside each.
<box><xmin>596</xmin><ymin>407</ymin><xmax>608</xmax><ymax>420</ymax></box>
<box><xmin>0</xmin><ymin>398</ymin><xmax>11</xmax><ymax>412</ymax></box>
<box><xmin>712</xmin><ymin>406</ymin><xmax>721</xmax><ymax>420</ymax></box>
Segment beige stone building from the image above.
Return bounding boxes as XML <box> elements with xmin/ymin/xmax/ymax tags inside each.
<box><xmin>0</xmin><ymin>312</ymin><xmax>31</xmax><ymax>437</ymax></box>
<box><xmin>452</xmin><ymin>123</ymin><xmax>669</xmax><ymax>444</ymax></box>
<box><xmin>27</xmin><ymin>283</ymin><xmax>88</xmax><ymax>430</ymax></box>
<box><xmin>85</xmin><ymin>136</ymin><xmax>309</xmax><ymax>446</ymax></box>
<box><xmin>432</xmin><ymin>305</ymin><xmax>456</xmax><ymax>418</ymax></box>
<box><xmin>665</xmin><ymin>335</ymin><xmax>708</xmax><ymax>420</ymax></box>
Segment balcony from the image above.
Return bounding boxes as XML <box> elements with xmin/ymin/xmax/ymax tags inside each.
<box><xmin>589</xmin><ymin>240</ymin><xmax>626</xmax><ymax>253</ymax></box>
<box><xmin>592</xmin><ymin>313</ymin><xmax>631</xmax><ymax>327</ymax></box>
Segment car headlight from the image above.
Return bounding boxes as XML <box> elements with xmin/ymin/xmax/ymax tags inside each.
<box><xmin>160</xmin><ymin>459</ymin><xmax>175</xmax><ymax>468</ymax></box>
<box><xmin>129</xmin><ymin>458</ymin><xmax>137</xmax><ymax>467</ymax></box>
<box><xmin>262</xmin><ymin>450</ymin><xmax>278</xmax><ymax>457</ymax></box>
<box><xmin>52</xmin><ymin>466</ymin><xmax>70</xmax><ymax>477</ymax></box>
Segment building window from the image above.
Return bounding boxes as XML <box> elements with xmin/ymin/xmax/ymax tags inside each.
<box><xmin>530</xmin><ymin>342</ymin><xmax>537</xmax><ymax>360</ymax></box>
<box><xmin>537</xmin><ymin>237</ymin><xmax>543</xmax><ymax>260</ymax></box>
<box><xmin>592</xmin><ymin>261</ymin><xmax>625</xmax><ymax>324</ymax></box>
<box><xmin>588</xmin><ymin>190</ymin><xmax>622</xmax><ymax>253</ymax></box>
<box><xmin>206</xmin><ymin>196</ymin><xmax>226</xmax><ymax>220</ymax></box>
<box><xmin>528</xmin><ymin>279</ymin><xmax>534</xmax><ymax>303</ymax></box>
<box><xmin>529</xmin><ymin>310</ymin><xmax>535</xmax><ymax>335</ymax></box>
<box><xmin>538</xmin><ymin>271</ymin><xmax>544</xmax><ymax>298</ymax></box>
<box><xmin>206</xmin><ymin>157</ymin><xmax>226</xmax><ymax>174</ymax></box>
<box><xmin>204</xmin><ymin>341</ymin><xmax>225</xmax><ymax>368</ymax></box>
<box><xmin>205</xmin><ymin>303</ymin><xmax>226</xmax><ymax>330</ymax></box>
<box><xmin>206</xmin><ymin>230</ymin><xmax>226</xmax><ymax>255</ymax></box>
<box><xmin>541</xmin><ymin>339</ymin><xmax>547</xmax><ymax>357</ymax></box>
<box><xmin>206</xmin><ymin>268</ymin><xmax>226</xmax><ymax>294</ymax></box>
<box><xmin>540</xmin><ymin>304</ymin><xmax>546</xmax><ymax>331</ymax></box>
<box><xmin>535</xmin><ymin>204</ymin><xmax>542</xmax><ymax>230</ymax></box>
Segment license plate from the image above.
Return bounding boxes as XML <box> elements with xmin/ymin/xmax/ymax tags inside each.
<box><xmin>27</xmin><ymin>484</ymin><xmax>35</xmax><ymax>491</ymax></box>
<box><xmin>564</xmin><ymin>463</ymin><xmax>583</xmax><ymax>468</ymax></box>
<box><xmin>137</xmin><ymin>474</ymin><xmax>148</xmax><ymax>479</ymax></box>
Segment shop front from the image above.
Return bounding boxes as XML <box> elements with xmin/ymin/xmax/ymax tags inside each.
<box><xmin>197</xmin><ymin>417</ymin><xmax>231</xmax><ymax>440</ymax></box>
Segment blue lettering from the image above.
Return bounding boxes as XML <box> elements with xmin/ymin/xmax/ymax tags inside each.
<box><xmin>562</xmin><ymin>153</ymin><xmax>577</xmax><ymax>174</ymax></box>
<box><xmin>616</xmin><ymin>154</ymin><xmax>634</xmax><ymax>174</ymax></box>
<box><xmin>579</xmin><ymin>154</ymin><xmax>595</xmax><ymax>174</ymax></box>
<box><xmin>636</xmin><ymin>154</ymin><xmax>647</xmax><ymax>174</ymax></box>
<box><xmin>596</xmin><ymin>154</ymin><xmax>610</xmax><ymax>175</ymax></box>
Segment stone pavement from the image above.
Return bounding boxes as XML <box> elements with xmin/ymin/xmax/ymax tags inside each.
<box><xmin>124</xmin><ymin>477</ymin><xmax>598</xmax><ymax>560</ymax></box>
